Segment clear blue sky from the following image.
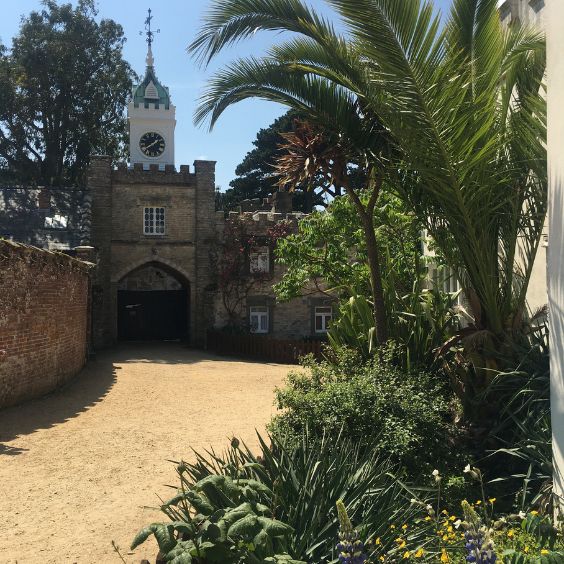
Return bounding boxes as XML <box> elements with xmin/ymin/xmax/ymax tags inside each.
<box><xmin>0</xmin><ymin>0</ymin><xmax>452</xmax><ymax>190</ymax></box>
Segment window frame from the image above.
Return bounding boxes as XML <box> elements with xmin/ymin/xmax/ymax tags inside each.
<box><xmin>143</xmin><ymin>206</ymin><xmax>166</xmax><ymax>236</ymax></box>
<box><xmin>249</xmin><ymin>305</ymin><xmax>269</xmax><ymax>334</ymax></box>
<box><xmin>249</xmin><ymin>247</ymin><xmax>270</xmax><ymax>274</ymax></box>
<box><xmin>314</xmin><ymin>306</ymin><xmax>333</xmax><ymax>334</ymax></box>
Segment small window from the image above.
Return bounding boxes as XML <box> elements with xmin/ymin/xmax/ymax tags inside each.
<box><xmin>315</xmin><ymin>306</ymin><xmax>333</xmax><ymax>333</ymax></box>
<box><xmin>250</xmin><ymin>306</ymin><xmax>269</xmax><ymax>334</ymax></box>
<box><xmin>44</xmin><ymin>214</ymin><xmax>67</xmax><ymax>229</ymax></box>
<box><xmin>144</xmin><ymin>207</ymin><xmax>165</xmax><ymax>235</ymax></box>
<box><xmin>250</xmin><ymin>247</ymin><xmax>270</xmax><ymax>274</ymax></box>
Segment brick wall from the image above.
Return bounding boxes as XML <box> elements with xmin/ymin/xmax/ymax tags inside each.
<box><xmin>0</xmin><ymin>240</ymin><xmax>91</xmax><ymax>408</ymax></box>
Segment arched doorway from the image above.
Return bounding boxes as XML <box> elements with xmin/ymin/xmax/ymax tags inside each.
<box><xmin>117</xmin><ymin>262</ymin><xmax>190</xmax><ymax>341</ymax></box>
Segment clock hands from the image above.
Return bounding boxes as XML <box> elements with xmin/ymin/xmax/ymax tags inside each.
<box><xmin>141</xmin><ymin>135</ymin><xmax>165</xmax><ymax>156</ymax></box>
<box><xmin>144</xmin><ymin>138</ymin><xmax>162</xmax><ymax>151</ymax></box>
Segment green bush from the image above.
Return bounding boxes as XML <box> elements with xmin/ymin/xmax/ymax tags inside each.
<box><xmin>269</xmin><ymin>349</ymin><xmax>461</xmax><ymax>476</ymax></box>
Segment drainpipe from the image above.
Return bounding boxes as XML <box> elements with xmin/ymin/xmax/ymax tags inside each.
<box><xmin>547</xmin><ymin>0</ymin><xmax>564</xmax><ymax>518</ymax></box>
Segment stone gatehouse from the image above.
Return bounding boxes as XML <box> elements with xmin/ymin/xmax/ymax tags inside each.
<box><xmin>0</xmin><ymin>32</ymin><xmax>332</xmax><ymax>350</ymax></box>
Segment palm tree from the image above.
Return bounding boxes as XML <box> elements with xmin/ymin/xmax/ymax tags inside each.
<box><xmin>190</xmin><ymin>0</ymin><xmax>546</xmax><ymax>413</ymax></box>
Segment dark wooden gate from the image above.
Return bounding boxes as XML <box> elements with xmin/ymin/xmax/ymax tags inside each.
<box><xmin>117</xmin><ymin>290</ymin><xmax>188</xmax><ymax>341</ymax></box>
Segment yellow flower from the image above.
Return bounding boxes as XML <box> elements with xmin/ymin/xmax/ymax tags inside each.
<box><xmin>449</xmin><ymin>516</ymin><xmax>456</xmax><ymax>521</ymax></box>
<box><xmin>475</xmin><ymin>500</ymin><xmax>482</xmax><ymax>505</ymax></box>
<box><xmin>380</xmin><ymin>557</ymin><xmax>385</xmax><ymax>562</ymax></box>
<box><xmin>415</xmin><ymin>548</ymin><xmax>425</xmax><ymax>558</ymax></box>
<box><xmin>403</xmin><ymin>551</ymin><xmax>411</xmax><ymax>559</ymax></box>
<box><xmin>507</xmin><ymin>529</ymin><xmax>515</xmax><ymax>538</ymax></box>
<box><xmin>524</xmin><ymin>546</ymin><xmax>530</xmax><ymax>553</ymax></box>
<box><xmin>376</xmin><ymin>537</ymin><xmax>381</xmax><ymax>545</ymax></box>
<box><xmin>531</xmin><ymin>510</ymin><xmax>539</xmax><ymax>516</ymax></box>
<box><xmin>390</xmin><ymin>524</ymin><xmax>397</xmax><ymax>529</ymax></box>
<box><xmin>541</xmin><ymin>549</ymin><xmax>549</xmax><ymax>555</ymax></box>
<box><xmin>402</xmin><ymin>524</ymin><xmax>408</xmax><ymax>530</ymax></box>
<box><xmin>442</xmin><ymin>534</ymin><xmax>449</xmax><ymax>541</ymax></box>
<box><xmin>424</xmin><ymin>516</ymin><xmax>432</xmax><ymax>521</ymax></box>
<box><xmin>489</xmin><ymin>498</ymin><xmax>496</xmax><ymax>503</ymax></box>
<box><xmin>440</xmin><ymin>548</ymin><xmax>450</xmax><ymax>562</ymax></box>
<box><xmin>442</xmin><ymin>509</ymin><xmax>449</xmax><ymax>515</ymax></box>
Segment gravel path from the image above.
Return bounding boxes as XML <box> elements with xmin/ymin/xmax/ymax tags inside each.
<box><xmin>0</xmin><ymin>343</ymin><xmax>292</xmax><ymax>563</ymax></box>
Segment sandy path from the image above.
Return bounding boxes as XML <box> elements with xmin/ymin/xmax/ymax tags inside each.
<box><xmin>0</xmin><ymin>343</ymin><xmax>292</xmax><ymax>563</ymax></box>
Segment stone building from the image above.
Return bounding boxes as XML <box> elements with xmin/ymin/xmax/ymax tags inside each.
<box><xmin>0</xmin><ymin>29</ymin><xmax>332</xmax><ymax>350</ymax></box>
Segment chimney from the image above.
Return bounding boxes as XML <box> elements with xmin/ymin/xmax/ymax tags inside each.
<box><xmin>38</xmin><ymin>188</ymin><xmax>51</xmax><ymax>210</ymax></box>
<box><xmin>271</xmin><ymin>190</ymin><xmax>293</xmax><ymax>213</ymax></box>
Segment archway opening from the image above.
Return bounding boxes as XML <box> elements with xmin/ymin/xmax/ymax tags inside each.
<box><xmin>117</xmin><ymin>262</ymin><xmax>190</xmax><ymax>341</ymax></box>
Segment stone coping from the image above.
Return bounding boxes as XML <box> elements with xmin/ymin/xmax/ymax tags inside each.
<box><xmin>0</xmin><ymin>239</ymin><xmax>94</xmax><ymax>273</ymax></box>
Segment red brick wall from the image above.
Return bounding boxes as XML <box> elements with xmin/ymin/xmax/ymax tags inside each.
<box><xmin>0</xmin><ymin>240</ymin><xmax>91</xmax><ymax>408</ymax></box>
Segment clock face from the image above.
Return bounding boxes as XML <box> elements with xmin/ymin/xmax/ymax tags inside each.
<box><xmin>139</xmin><ymin>131</ymin><xmax>165</xmax><ymax>158</ymax></box>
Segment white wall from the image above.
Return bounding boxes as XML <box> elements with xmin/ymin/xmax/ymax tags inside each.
<box><xmin>128</xmin><ymin>102</ymin><xmax>176</xmax><ymax>167</ymax></box>
<box><xmin>547</xmin><ymin>0</ymin><xmax>564</xmax><ymax>514</ymax></box>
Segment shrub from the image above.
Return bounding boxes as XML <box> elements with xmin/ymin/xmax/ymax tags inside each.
<box><xmin>140</xmin><ymin>432</ymin><xmax>418</xmax><ymax>563</ymax></box>
<box><xmin>485</xmin><ymin>324</ymin><xmax>553</xmax><ymax>512</ymax></box>
<box><xmin>269</xmin><ymin>350</ymin><xmax>461</xmax><ymax>476</ymax></box>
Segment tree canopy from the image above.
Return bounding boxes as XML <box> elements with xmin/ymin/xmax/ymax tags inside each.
<box><xmin>223</xmin><ymin>110</ymin><xmax>331</xmax><ymax>213</ymax></box>
<box><xmin>0</xmin><ymin>0</ymin><xmax>135</xmax><ymax>185</ymax></box>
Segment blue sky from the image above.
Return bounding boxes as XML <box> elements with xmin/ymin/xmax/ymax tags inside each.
<box><xmin>0</xmin><ymin>0</ymin><xmax>452</xmax><ymax>190</ymax></box>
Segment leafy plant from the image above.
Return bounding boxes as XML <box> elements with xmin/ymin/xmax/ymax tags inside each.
<box><xmin>328</xmin><ymin>284</ymin><xmax>460</xmax><ymax>370</ymax></box>
<box><xmin>167</xmin><ymin>432</ymin><xmax>416</xmax><ymax>563</ymax></box>
<box><xmin>402</xmin><ymin>466</ymin><xmax>564</xmax><ymax>563</ymax></box>
<box><xmin>132</xmin><ymin>472</ymin><xmax>301</xmax><ymax>563</ymax></box>
<box><xmin>485</xmin><ymin>322</ymin><xmax>553</xmax><ymax>512</ymax></box>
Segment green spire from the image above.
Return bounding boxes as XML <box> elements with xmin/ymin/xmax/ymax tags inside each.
<box><xmin>132</xmin><ymin>9</ymin><xmax>170</xmax><ymax>110</ymax></box>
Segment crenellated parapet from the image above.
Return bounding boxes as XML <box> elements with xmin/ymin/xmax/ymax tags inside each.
<box><xmin>111</xmin><ymin>162</ymin><xmax>197</xmax><ymax>186</ymax></box>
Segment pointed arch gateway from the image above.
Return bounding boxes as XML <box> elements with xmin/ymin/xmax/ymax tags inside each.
<box><xmin>117</xmin><ymin>261</ymin><xmax>190</xmax><ymax>341</ymax></box>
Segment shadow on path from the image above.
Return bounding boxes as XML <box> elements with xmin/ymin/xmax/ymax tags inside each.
<box><xmin>0</xmin><ymin>352</ymin><xmax>118</xmax><ymax>450</ymax></box>
<box><xmin>115</xmin><ymin>341</ymin><xmax>287</xmax><ymax>367</ymax></box>
<box><xmin>0</xmin><ymin>342</ymin><xmax>284</xmax><ymax>457</ymax></box>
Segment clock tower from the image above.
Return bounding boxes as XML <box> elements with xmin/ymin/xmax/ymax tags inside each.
<box><xmin>128</xmin><ymin>10</ymin><xmax>175</xmax><ymax>167</ymax></box>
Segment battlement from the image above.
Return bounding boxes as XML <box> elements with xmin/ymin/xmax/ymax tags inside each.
<box><xmin>228</xmin><ymin>210</ymin><xmax>305</xmax><ymax>225</ymax></box>
<box><xmin>110</xmin><ymin>161</ymin><xmax>200</xmax><ymax>186</ymax></box>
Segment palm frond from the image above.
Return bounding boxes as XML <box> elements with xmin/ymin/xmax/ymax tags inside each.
<box><xmin>189</xmin><ymin>0</ymin><xmax>335</xmax><ymax>65</ymax></box>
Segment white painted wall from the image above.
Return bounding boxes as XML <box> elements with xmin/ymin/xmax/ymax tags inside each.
<box><xmin>128</xmin><ymin>101</ymin><xmax>176</xmax><ymax>167</ymax></box>
<box><xmin>547</xmin><ymin>0</ymin><xmax>564</xmax><ymax>514</ymax></box>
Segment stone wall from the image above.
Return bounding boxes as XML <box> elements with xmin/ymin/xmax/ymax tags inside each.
<box><xmin>213</xmin><ymin>211</ymin><xmax>334</xmax><ymax>339</ymax></box>
<box><xmin>88</xmin><ymin>157</ymin><xmax>219</xmax><ymax>347</ymax></box>
<box><xmin>0</xmin><ymin>240</ymin><xmax>92</xmax><ymax>408</ymax></box>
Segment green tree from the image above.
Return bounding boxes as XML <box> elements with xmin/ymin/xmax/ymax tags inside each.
<box><xmin>274</xmin><ymin>194</ymin><xmax>418</xmax><ymax>303</ymax></box>
<box><xmin>189</xmin><ymin>0</ymin><xmax>546</xmax><ymax>416</ymax></box>
<box><xmin>0</xmin><ymin>0</ymin><xmax>134</xmax><ymax>185</ymax></box>
<box><xmin>223</xmin><ymin>110</ymin><xmax>333</xmax><ymax>213</ymax></box>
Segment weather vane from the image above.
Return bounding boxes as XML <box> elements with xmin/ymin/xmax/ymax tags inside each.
<box><xmin>140</xmin><ymin>8</ymin><xmax>160</xmax><ymax>48</ymax></box>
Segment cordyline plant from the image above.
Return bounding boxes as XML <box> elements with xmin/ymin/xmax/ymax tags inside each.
<box><xmin>275</xmin><ymin>119</ymin><xmax>391</xmax><ymax>344</ymax></box>
<box><xmin>189</xmin><ymin>0</ymin><xmax>546</xmax><ymax>420</ymax></box>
